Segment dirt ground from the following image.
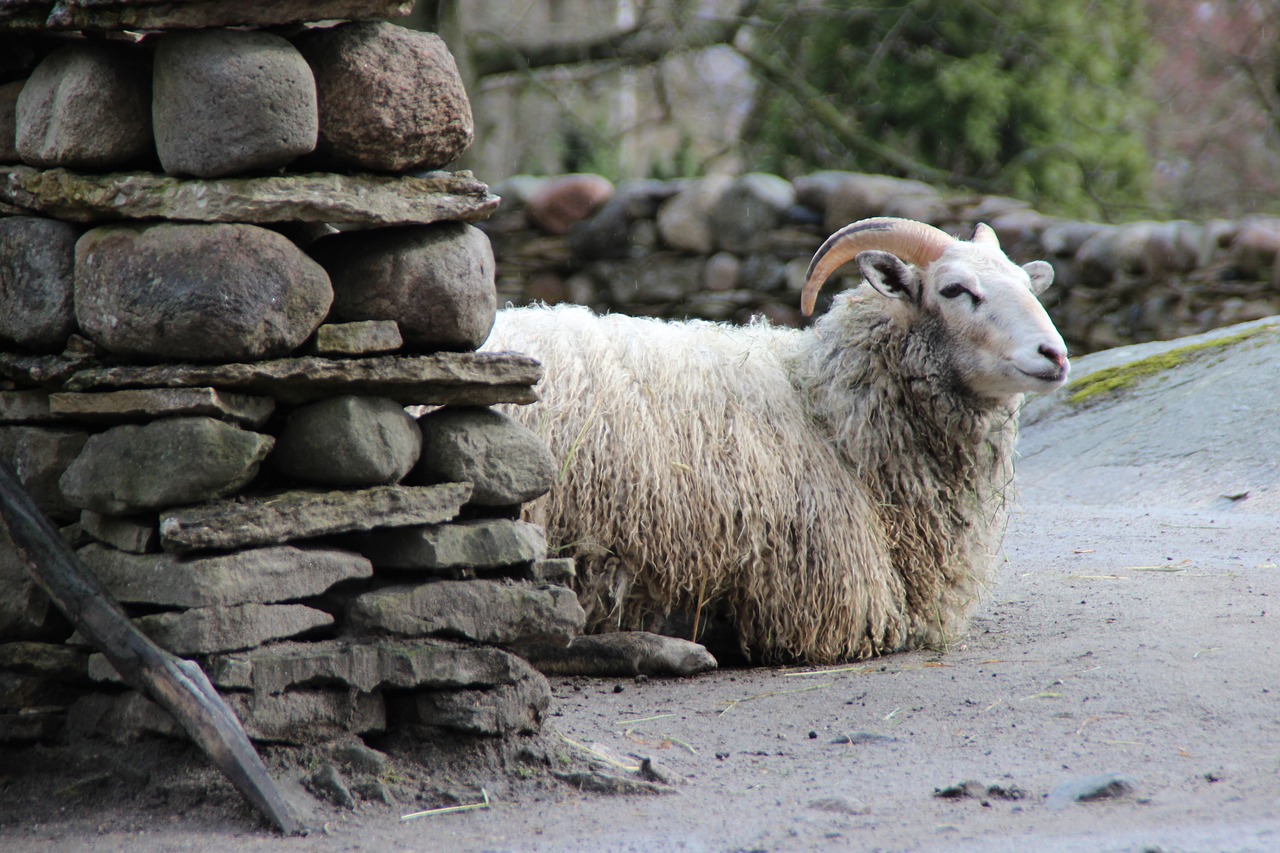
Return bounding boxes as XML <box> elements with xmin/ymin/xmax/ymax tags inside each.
<box><xmin>2</xmin><ymin>325</ymin><xmax>1279</xmax><ymax>852</ymax></box>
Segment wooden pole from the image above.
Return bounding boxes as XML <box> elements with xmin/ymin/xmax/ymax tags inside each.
<box><xmin>0</xmin><ymin>460</ymin><xmax>300</xmax><ymax>835</ymax></box>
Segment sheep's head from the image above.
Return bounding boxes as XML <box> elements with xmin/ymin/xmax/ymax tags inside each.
<box><xmin>802</xmin><ymin>217</ymin><xmax>1070</xmax><ymax>399</ymax></box>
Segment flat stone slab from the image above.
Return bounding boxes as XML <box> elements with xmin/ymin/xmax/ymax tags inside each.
<box><xmin>49</xmin><ymin>387</ymin><xmax>275</xmax><ymax>428</ymax></box>
<box><xmin>355</xmin><ymin>519</ymin><xmax>548</xmax><ymax>571</ymax></box>
<box><xmin>0</xmin><ymin>0</ymin><xmax>413</xmax><ymax>30</ymax></box>
<box><xmin>67</xmin><ymin>687</ymin><xmax>384</xmax><ymax>746</ymax></box>
<box><xmin>392</xmin><ymin>672</ymin><xmax>549</xmax><ymax>737</ymax></box>
<box><xmin>205</xmin><ymin>637</ymin><xmax>535</xmax><ymax>696</ymax></box>
<box><xmin>0</xmin><ymin>166</ymin><xmax>498</xmax><ymax>226</ymax></box>
<box><xmin>0</xmin><ymin>390</ymin><xmax>54</xmax><ymax>423</ymax></box>
<box><xmin>133</xmin><ymin>602</ymin><xmax>334</xmax><ymax>655</ymax></box>
<box><xmin>158</xmin><ymin>482</ymin><xmax>472</xmax><ymax>553</ymax></box>
<box><xmin>348</xmin><ymin>579</ymin><xmax>585</xmax><ymax>646</ymax></box>
<box><xmin>77</xmin><ymin>543</ymin><xmax>372</xmax><ymax>607</ymax></box>
<box><xmin>64</xmin><ymin>351</ymin><xmax>541</xmax><ymax>406</ymax></box>
<box><xmin>0</xmin><ymin>641</ymin><xmax>88</xmax><ymax>681</ymax></box>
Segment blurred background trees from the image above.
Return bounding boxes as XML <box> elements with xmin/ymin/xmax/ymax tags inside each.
<box><xmin>409</xmin><ymin>0</ymin><xmax>1280</xmax><ymax>222</ymax></box>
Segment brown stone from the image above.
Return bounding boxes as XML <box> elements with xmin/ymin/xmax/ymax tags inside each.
<box><xmin>297</xmin><ymin>22</ymin><xmax>472</xmax><ymax>172</ymax></box>
<box><xmin>314</xmin><ymin>321</ymin><xmax>403</xmax><ymax>357</ymax></box>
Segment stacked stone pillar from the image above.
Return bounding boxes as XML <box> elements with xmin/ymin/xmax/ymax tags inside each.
<box><xmin>0</xmin><ymin>0</ymin><xmax>582</xmax><ymax>749</ymax></box>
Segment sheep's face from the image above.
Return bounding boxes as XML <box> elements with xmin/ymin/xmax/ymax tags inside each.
<box><xmin>856</xmin><ymin>241</ymin><xmax>1070</xmax><ymax>400</ymax></box>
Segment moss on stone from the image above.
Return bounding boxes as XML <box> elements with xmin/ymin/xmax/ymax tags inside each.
<box><xmin>1066</xmin><ymin>325</ymin><xmax>1275</xmax><ymax>406</ymax></box>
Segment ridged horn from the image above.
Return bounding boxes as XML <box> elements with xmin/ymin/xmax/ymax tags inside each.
<box><xmin>801</xmin><ymin>217</ymin><xmax>956</xmax><ymax>316</ymax></box>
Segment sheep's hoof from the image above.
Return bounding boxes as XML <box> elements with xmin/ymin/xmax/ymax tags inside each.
<box><xmin>515</xmin><ymin>631</ymin><xmax>717</xmax><ymax>677</ymax></box>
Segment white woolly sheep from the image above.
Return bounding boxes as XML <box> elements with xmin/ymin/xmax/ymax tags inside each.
<box><xmin>485</xmin><ymin>217</ymin><xmax>1069</xmax><ymax>664</ymax></box>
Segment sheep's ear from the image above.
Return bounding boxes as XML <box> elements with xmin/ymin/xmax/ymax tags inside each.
<box><xmin>1023</xmin><ymin>260</ymin><xmax>1054</xmax><ymax>295</ymax></box>
<box><xmin>857</xmin><ymin>250</ymin><xmax>921</xmax><ymax>303</ymax></box>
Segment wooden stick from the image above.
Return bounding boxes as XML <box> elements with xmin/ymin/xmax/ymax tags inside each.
<box><xmin>0</xmin><ymin>460</ymin><xmax>299</xmax><ymax>835</ymax></box>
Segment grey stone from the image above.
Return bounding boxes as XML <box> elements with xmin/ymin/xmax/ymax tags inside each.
<box><xmin>0</xmin><ymin>526</ymin><xmax>60</xmax><ymax>641</ymax></box>
<box><xmin>0</xmin><ymin>641</ymin><xmax>88</xmax><ymax>681</ymax></box>
<box><xmin>59</xmin><ymin>416</ymin><xmax>274</xmax><ymax>515</ymax></box>
<box><xmin>0</xmin><ymin>165</ymin><xmax>500</xmax><ymax>226</ymax></box>
<box><xmin>517</xmin><ymin>632</ymin><xmax>717</xmax><ymax>678</ymax></box>
<box><xmin>297</xmin><ymin>22</ymin><xmax>472</xmax><ymax>172</ymax></box>
<box><xmin>18</xmin><ymin>1</ymin><xmax>415</xmax><ymax>30</ymax></box>
<box><xmin>271</xmin><ymin>395</ymin><xmax>421</xmax><ymax>487</ymax></box>
<box><xmin>703</xmin><ymin>251</ymin><xmax>740</xmax><ymax>292</ymax></box>
<box><xmin>79</xmin><ymin>511</ymin><xmax>157</xmax><ymax>554</ymax></box>
<box><xmin>347</xmin><ymin>579</ymin><xmax>585</xmax><ymax>646</ymax></box>
<box><xmin>66</xmin><ymin>691</ymin><xmax>184</xmax><ymax>744</ymax></box>
<box><xmin>74</xmin><ymin>222</ymin><xmax>332</xmax><ymax>362</ymax></box>
<box><xmin>414</xmin><ymin>406</ymin><xmax>555</xmax><ymax>506</ymax></box>
<box><xmin>392</xmin><ymin>665</ymin><xmax>549</xmax><ymax>736</ymax></box>
<box><xmin>49</xmin><ymin>388</ymin><xmax>275</xmax><ymax>429</ymax></box>
<box><xmin>330</xmin><ymin>741</ymin><xmax>389</xmax><ymax>775</ymax></box>
<box><xmin>308</xmin><ymin>763</ymin><xmax>355</xmax><ymax>809</ymax></box>
<box><xmin>567</xmin><ymin>182</ymin><xmax>676</xmax><ymax>261</ymax></box>
<box><xmin>0</xmin><ymin>390</ymin><xmax>54</xmax><ymax>423</ymax></box>
<box><xmin>76</xmin><ymin>543</ymin><xmax>372</xmax><ymax>608</ymax></box>
<box><xmin>315</xmin><ymin>321</ymin><xmax>402</xmax><ymax>357</ymax></box>
<box><xmin>15</xmin><ymin>42</ymin><xmax>153</xmax><ymax>170</ymax></box>
<box><xmin>355</xmin><ymin>519</ymin><xmax>547</xmax><ymax>571</ymax></box>
<box><xmin>312</xmin><ymin>223</ymin><xmax>496</xmax><ymax>352</ymax></box>
<box><xmin>656</xmin><ymin>175</ymin><xmax>731</xmax><ymax>254</ymax></box>
<box><xmin>206</xmin><ymin>637</ymin><xmax>537</xmax><ymax>695</ymax></box>
<box><xmin>590</xmin><ymin>255</ymin><xmax>704</xmax><ymax>305</ymax></box>
<box><xmin>159</xmin><ymin>482</ymin><xmax>471</xmax><ymax>553</ymax></box>
<box><xmin>708</xmin><ymin>173</ymin><xmax>795</xmax><ymax>254</ymax></box>
<box><xmin>133</xmin><ymin>602</ymin><xmax>334</xmax><ymax>655</ymax></box>
<box><xmin>529</xmin><ymin>557</ymin><xmax>575</xmax><ymax>586</ymax></box>
<box><xmin>86</xmin><ymin>654</ymin><xmax>122</xmax><ymax>683</ymax></box>
<box><xmin>153</xmin><ymin>30</ymin><xmax>317</xmax><ymax>178</ymax></box>
<box><xmin>225</xmin><ymin>688</ymin><xmax>385</xmax><ymax>744</ymax></box>
<box><xmin>0</xmin><ymin>671</ymin><xmax>82</xmax><ymax>710</ymax></box>
<box><xmin>0</xmin><ymin>80</ymin><xmax>20</xmax><ymax>162</ymax></box>
<box><xmin>64</xmin><ymin>351</ymin><xmax>541</xmax><ymax>407</ymax></box>
<box><xmin>821</xmin><ymin>172</ymin><xmax>938</xmax><ymax>233</ymax></box>
<box><xmin>0</xmin><ymin>216</ymin><xmax>79</xmax><ymax>352</ymax></box>
<box><xmin>0</xmin><ymin>425</ymin><xmax>88</xmax><ymax>520</ymax></box>
<box><xmin>0</xmin><ymin>334</ymin><xmax>99</xmax><ymax>387</ymax></box>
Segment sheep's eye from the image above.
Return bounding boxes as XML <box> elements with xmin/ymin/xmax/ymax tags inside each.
<box><xmin>939</xmin><ymin>283</ymin><xmax>971</xmax><ymax>300</ymax></box>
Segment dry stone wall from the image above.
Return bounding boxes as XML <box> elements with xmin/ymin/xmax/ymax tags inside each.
<box><xmin>0</xmin><ymin>0</ymin><xmax>579</xmax><ymax>751</ymax></box>
<box><xmin>489</xmin><ymin>172</ymin><xmax>1280</xmax><ymax>354</ymax></box>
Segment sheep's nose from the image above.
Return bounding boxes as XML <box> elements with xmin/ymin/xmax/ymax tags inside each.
<box><xmin>1039</xmin><ymin>344</ymin><xmax>1068</xmax><ymax>371</ymax></box>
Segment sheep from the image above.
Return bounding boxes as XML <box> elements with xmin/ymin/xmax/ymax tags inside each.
<box><xmin>484</xmin><ymin>217</ymin><xmax>1069</xmax><ymax>665</ymax></box>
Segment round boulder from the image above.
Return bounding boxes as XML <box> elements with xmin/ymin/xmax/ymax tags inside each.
<box><xmin>59</xmin><ymin>416</ymin><xmax>274</xmax><ymax>515</ymax></box>
<box><xmin>310</xmin><ymin>223</ymin><xmax>495</xmax><ymax>352</ymax></box>
<box><xmin>656</xmin><ymin>174</ymin><xmax>731</xmax><ymax>254</ymax></box>
<box><xmin>153</xmin><ymin>29</ymin><xmax>318</xmax><ymax>178</ymax></box>
<box><xmin>708</xmin><ymin>173</ymin><xmax>795</xmax><ymax>255</ymax></box>
<box><xmin>524</xmin><ymin>174</ymin><xmax>615</xmax><ymax>235</ymax></box>
<box><xmin>296</xmin><ymin>21</ymin><xmax>472</xmax><ymax>172</ymax></box>
<box><xmin>0</xmin><ymin>216</ymin><xmax>80</xmax><ymax>352</ymax></box>
<box><xmin>271</xmin><ymin>395</ymin><xmax>421</xmax><ymax>487</ymax></box>
<box><xmin>16</xmin><ymin>41</ymin><xmax>153</xmax><ymax>170</ymax></box>
<box><xmin>75</xmin><ymin>222</ymin><xmax>332</xmax><ymax>362</ymax></box>
<box><xmin>414</xmin><ymin>407</ymin><xmax>555</xmax><ymax>507</ymax></box>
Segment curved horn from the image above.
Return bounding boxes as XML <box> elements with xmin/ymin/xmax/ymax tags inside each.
<box><xmin>801</xmin><ymin>217</ymin><xmax>956</xmax><ymax>316</ymax></box>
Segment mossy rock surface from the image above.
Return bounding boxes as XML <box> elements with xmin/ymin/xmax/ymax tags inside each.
<box><xmin>1018</xmin><ymin>316</ymin><xmax>1280</xmax><ymax>513</ymax></box>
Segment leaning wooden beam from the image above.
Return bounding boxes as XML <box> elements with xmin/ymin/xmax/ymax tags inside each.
<box><xmin>0</xmin><ymin>460</ymin><xmax>300</xmax><ymax>835</ymax></box>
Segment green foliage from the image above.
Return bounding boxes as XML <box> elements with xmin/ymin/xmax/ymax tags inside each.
<box><xmin>742</xmin><ymin>0</ymin><xmax>1155</xmax><ymax>219</ymax></box>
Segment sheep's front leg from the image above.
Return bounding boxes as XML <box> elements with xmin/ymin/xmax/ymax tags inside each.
<box><xmin>515</xmin><ymin>632</ymin><xmax>717</xmax><ymax>677</ymax></box>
